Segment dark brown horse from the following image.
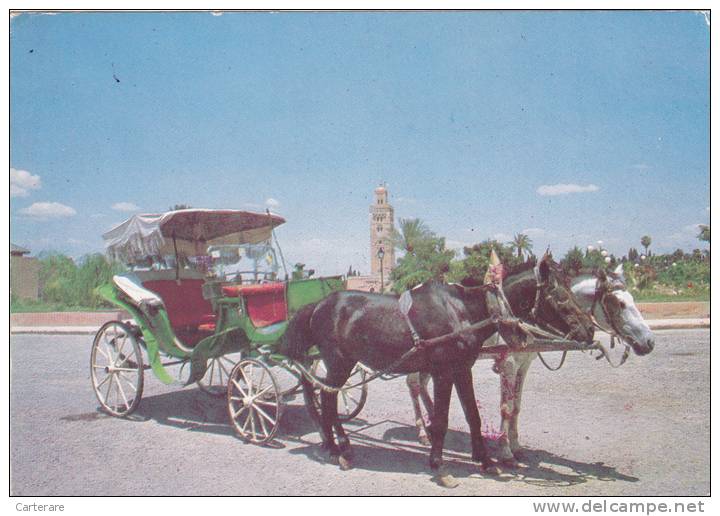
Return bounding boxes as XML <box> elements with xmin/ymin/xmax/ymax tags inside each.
<box><xmin>283</xmin><ymin>254</ymin><xmax>594</xmax><ymax>483</ymax></box>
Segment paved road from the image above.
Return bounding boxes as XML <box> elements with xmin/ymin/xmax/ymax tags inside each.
<box><xmin>10</xmin><ymin>329</ymin><xmax>709</xmax><ymax>496</ymax></box>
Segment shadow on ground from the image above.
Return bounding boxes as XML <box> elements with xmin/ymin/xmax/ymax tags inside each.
<box><xmin>65</xmin><ymin>391</ymin><xmax>637</xmax><ymax>489</ymax></box>
<box><xmin>288</xmin><ymin>419</ymin><xmax>639</xmax><ymax>488</ymax></box>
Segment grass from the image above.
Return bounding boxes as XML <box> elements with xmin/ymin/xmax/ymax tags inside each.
<box><xmin>631</xmin><ymin>291</ymin><xmax>710</xmax><ymax>303</ymax></box>
<box><xmin>10</xmin><ymin>298</ymin><xmax>116</xmax><ymax>313</ymax></box>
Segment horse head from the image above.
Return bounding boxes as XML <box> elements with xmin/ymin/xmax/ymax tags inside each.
<box><xmin>530</xmin><ymin>252</ymin><xmax>596</xmax><ymax>344</ymax></box>
<box><xmin>589</xmin><ymin>265</ymin><xmax>655</xmax><ymax>356</ymax></box>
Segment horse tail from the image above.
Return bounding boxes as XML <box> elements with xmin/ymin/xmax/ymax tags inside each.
<box><xmin>282</xmin><ymin>302</ymin><xmax>319</xmax><ymax>360</ymax></box>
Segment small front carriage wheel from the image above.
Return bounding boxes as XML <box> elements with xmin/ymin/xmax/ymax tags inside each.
<box><xmin>91</xmin><ymin>321</ymin><xmax>144</xmax><ymax>417</ymax></box>
<box><xmin>198</xmin><ymin>352</ymin><xmax>242</xmax><ymax>397</ymax></box>
<box><xmin>227</xmin><ymin>359</ymin><xmax>283</xmax><ymax>445</ymax></box>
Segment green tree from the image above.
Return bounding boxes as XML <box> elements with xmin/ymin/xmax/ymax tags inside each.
<box><xmin>446</xmin><ymin>239</ymin><xmax>519</xmax><ymax>285</ymax></box>
<box><xmin>561</xmin><ymin>246</ymin><xmax>584</xmax><ymax>274</ymax></box>
<box><xmin>510</xmin><ymin>233</ymin><xmax>533</xmax><ymax>259</ymax></box>
<box><xmin>640</xmin><ymin>235</ymin><xmax>652</xmax><ymax>256</ymax></box>
<box><xmin>391</xmin><ymin>218</ymin><xmax>433</xmax><ymax>254</ymax></box>
<box><xmin>75</xmin><ymin>254</ymin><xmax>124</xmax><ymax>308</ymax></box>
<box><xmin>698</xmin><ymin>224</ymin><xmax>710</xmax><ymax>243</ymax></box>
<box><xmin>389</xmin><ymin>219</ymin><xmax>455</xmax><ymax>293</ymax></box>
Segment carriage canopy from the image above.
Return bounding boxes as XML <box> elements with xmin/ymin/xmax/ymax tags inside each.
<box><xmin>103</xmin><ymin>208</ymin><xmax>286</xmax><ymax>263</ymax></box>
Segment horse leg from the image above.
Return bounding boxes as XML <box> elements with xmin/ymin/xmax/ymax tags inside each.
<box><xmin>453</xmin><ymin>366</ymin><xmax>499</xmax><ymax>475</ymax></box>
<box><xmin>300</xmin><ymin>377</ymin><xmax>335</xmax><ymax>453</ymax></box>
<box><xmin>508</xmin><ymin>354</ymin><xmax>534</xmax><ymax>459</ymax></box>
<box><xmin>322</xmin><ymin>360</ymin><xmax>355</xmax><ymax>470</ymax></box>
<box><xmin>494</xmin><ymin>355</ymin><xmax>519</xmax><ymax>467</ymax></box>
<box><xmin>427</xmin><ymin>370</ymin><xmax>456</xmax><ymax>486</ymax></box>
<box><xmin>406</xmin><ymin>372</ymin><xmax>431</xmax><ymax>445</ymax></box>
<box><xmin>419</xmin><ymin>372</ymin><xmax>435</xmax><ymax>420</ymax></box>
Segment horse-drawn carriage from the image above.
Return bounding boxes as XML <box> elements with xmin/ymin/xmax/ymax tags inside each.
<box><xmin>91</xmin><ymin>208</ymin><xmax>367</xmax><ymax>444</ymax></box>
<box><xmin>90</xmin><ymin>207</ymin><xmax>652</xmax><ymax>483</ymax></box>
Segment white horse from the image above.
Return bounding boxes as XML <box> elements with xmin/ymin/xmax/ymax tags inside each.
<box><xmin>407</xmin><ymin>264</ymin><xmax>655</xmax><ymax>464</ymax></box>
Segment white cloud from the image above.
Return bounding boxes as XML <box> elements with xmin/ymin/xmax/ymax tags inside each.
<box><xmin>112</xmin><ymin>202</ymin><xmax>140</xmax><ymax>212</ymax></box>
<box><xmin>19</xmin><ymin>202</ymin><xmax>76</xmax><ymax>218</ymax></box>
<box><xmin>211</xmin><ymin>11</ymin><xmax>224</xmax><ymax>16</ymax></box>
<box><xmin>10</xmin><ymin>168</ymin><xmax>41</xmax><ymax>197</ymax></box>
<box><xmin>265</xmin><ymin>198</ymin><xmax>280</xmax><ymax>209</ymax></box>
<box><xmin>492</xmin><ymin>232</ymin><xmax>513</xmax><ymax>242</ymax></box>
<box><xmin>521</xmin><ymin>227</ymin><xmax>546</xmax><ymax>237</ymax></box>
<box><xmin>537</xmin><ymin>183</ymin><xmax>600</xmax><ymax>196</ymax></box>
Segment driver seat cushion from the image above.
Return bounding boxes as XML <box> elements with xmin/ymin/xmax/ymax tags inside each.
<box><xmin>222</xmin><ymin>283</ymin><xmax>287</xmax><ymax>328</ymax></box>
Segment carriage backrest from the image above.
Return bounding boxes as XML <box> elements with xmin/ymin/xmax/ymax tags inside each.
<box><xmin>222</xmin><ymin>282</ymin><xmax>288</xmax><ymax>327</ymax></box>
<box><xmin>141</xmin><ymin>278</ymin><xmax>214</xmax><ymax>330</ymax></box>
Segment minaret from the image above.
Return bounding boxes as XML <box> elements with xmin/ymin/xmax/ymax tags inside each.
<box><xmin>370</xmin><ymin>184</ymin><xmax>395</xmax><ymax>276</ymax></box>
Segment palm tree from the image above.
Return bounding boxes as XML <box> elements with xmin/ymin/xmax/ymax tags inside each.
<box><xmin>698</xmin><ymin>224</ymin><xmax>710</xmax><ymax>243</ymax></box>
<box><xmin>510</xmin><ymin>233</ymin><xmax>533</xmax><ymax>260</ymax></box>
<box><xmin>392</xmin><ymin>218</ymin><xmax>433</xmax><ymax>254</ymax></box>
<box><xmin>640</xmin><ymin>235</ymin><xmax>652</xmax><ymax>256</ymax></box>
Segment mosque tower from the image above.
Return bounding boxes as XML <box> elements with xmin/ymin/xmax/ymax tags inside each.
<box><xmin>369</xmin><ymin>184</ymin><xmax>395</xmax><ymax>277</ymax></box>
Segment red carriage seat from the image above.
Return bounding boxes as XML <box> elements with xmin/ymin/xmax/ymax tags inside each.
<box><xmin>222</xmin><ymin>283</ymin><xmax>288</xmax><ymax>328</ymax></box>
<box><xmin>142</xmin><ymin>279</ymin><xmax>217</xmax><ymax>344</ymax></box>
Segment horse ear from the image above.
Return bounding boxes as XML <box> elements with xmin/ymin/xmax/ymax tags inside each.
<box><xmin>613</xmin><ymin>263</ymin><xmax>624</xmax><ymax>279</ymax></box>
<box><xmin>538</xmin><ymin>257</ymin><xmax>551</xmax><ymax>282</ymax></box>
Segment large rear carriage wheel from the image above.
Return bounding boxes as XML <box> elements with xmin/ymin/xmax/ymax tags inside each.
<box><xmin>90</xmin><ymin>321</ymin><xmax>144</xmax><ymax>417</ymax></box>
<box><xmin>311</xmin><ymin>361</ymin><xmax>368</xmax><ymax>421</ymax></box>
<box><xmin>227</xmin><ymin>358</ymin><xmax>283</xmax><ymax>444</ymax></box>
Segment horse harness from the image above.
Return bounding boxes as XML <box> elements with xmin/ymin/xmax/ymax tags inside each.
<box><xmin>588</xmin><ymin>275</ymin><xmax>631</xmax><ymax>368</ymax></box>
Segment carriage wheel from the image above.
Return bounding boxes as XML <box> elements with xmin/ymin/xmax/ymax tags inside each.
<box><xmin>269</xmin><ymin>363</ymin><xmax>304</xmax><ymax>398</ymax></box>
<box><xmin>311</xmin><ymin>361</ymin><xmax>368</xmax><ymax>422</ymax></box>
<box><xmin>90</xmin><ymin>321</ymin><xmax>144</xmax><ymax>417</ymax></box>
<box><xmin>198</xmin><ymin>352</ymin><xmax>243</xmax><ymax>397</ymax></box>
<box><xmin>227</xmin><ymin>359</ymin><xmax>283</xmax><ymax>444</ymax></box>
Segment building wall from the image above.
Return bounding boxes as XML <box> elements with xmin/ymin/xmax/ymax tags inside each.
<box><xmin>369</xmin><ymin>186</ymin><xmax>396</xmax><ymax>276</ymax></box>
<box><xmin>10</xmin><ymin>255</ymin><xmax>40</xmax><ymax>300</ymax></box>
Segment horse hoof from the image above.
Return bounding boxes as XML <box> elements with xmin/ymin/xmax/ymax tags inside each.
<box><xmin>328</xmin><ymin>454</ymin><xmax>340</xmax><ymax>466</ymax></box>
<box><xmin>419</xmin><ymin>435</ymin><xmax>431</xmax><ymax>446</ymax></box>
<box><xmin>482</xmin><ymin>462</ymin><xmax>501</xmax><ymax>476</ymax></box>
<box><xmin>434</xmin><ymin>469</ymin><xmax>460</xmax><ymax>488</ymax></box>
<box><xmin>338</xmin><ymin>455</ymin><xmax>353</xmax><ymax>471</ymax></box>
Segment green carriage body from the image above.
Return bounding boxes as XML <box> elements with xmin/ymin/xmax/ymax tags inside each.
<box><xmin>97</xmin><ymin>274</ymin><xmax>345</xmax><ymax>384</ymax></box>
<box><xmin>91</xmin><ymin>208</ymin><xmax>368</xmax><ymax>437</ymax></box>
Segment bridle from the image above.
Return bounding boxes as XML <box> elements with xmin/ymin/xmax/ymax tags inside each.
<box><xmin>587</xmin><ymin>274</ymin><xmax>631</xmax><ymax>367</ymax></box>
<box><xmin>529</xmin><ymin>264</ymin><xmax>582</xmax><ymax>341</ymax></box>
<box><xmin>527</xmin><ymin>263</ymin><xmax>588</xmax><ymax>371</ymax></box>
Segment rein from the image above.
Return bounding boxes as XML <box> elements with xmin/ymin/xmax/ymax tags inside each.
<box><xmin>295</xmin><ymin>284</ymin><xmax>515</xmax><ymax>393</ymax></box>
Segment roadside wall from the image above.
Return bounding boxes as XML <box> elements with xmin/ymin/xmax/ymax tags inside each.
<box><xmin>10</xmin><ymin>255</ymin><xmax>40</xmax><ymax>300</ymax></box>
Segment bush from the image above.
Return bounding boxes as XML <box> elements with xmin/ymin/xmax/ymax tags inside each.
<box><xmin>32</xmin><ymin>252</ymin><xmax>124</xmax><ymax>310</ymax></box>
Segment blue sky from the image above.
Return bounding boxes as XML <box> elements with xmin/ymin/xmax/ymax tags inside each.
<box><xmin>10</xmin><ymin>11</ymin><xmax>710</xmax><ymax>275</ymax></box>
